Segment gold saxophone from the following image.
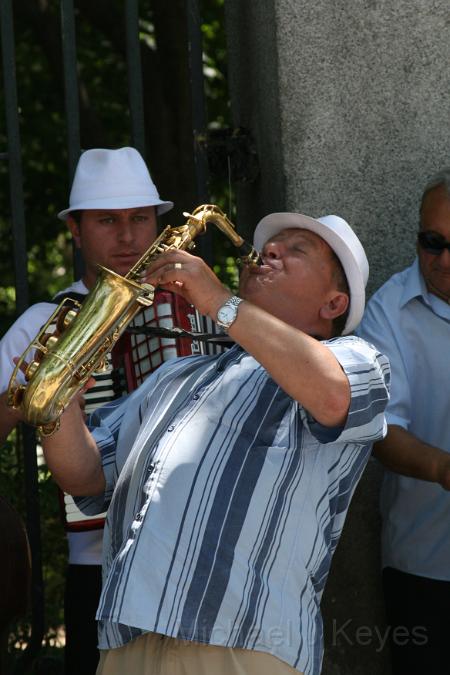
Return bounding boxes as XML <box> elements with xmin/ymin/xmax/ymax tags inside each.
<box><xmin>8</xmin><ymin>204</ymin><xmax>260</xmax><ymax>436</ymax></box>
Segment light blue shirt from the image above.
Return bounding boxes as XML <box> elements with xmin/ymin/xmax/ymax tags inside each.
<box><xmin>358</xmin><ymin>258</ymin><xmax>450</xmax><ymax>580</ymax></box>
<box><xmin>77</xmin><ymin>337</ymin><xmax>389</xmax><ymax>675</ymax></box>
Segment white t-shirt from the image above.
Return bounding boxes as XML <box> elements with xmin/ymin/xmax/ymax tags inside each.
<box><xmin>0</xmin><ymin>280</ymin><xmax>103</xmax><ymax>565</ymax></box>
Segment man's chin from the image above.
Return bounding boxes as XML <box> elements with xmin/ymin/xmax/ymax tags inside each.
<box><xmin>425</xmin><ymin>274</ymin><xmax>450</xmax><ymax>301</ymax></box>
<box><xmin>109</xmin><ymin>263</ymin><xmax>137</xmax><ymax>277</ymax></box>
<box><xmin>240</xmin><ymin>280</ymin><xmax>276</xmax><ymax>307</ymax></box>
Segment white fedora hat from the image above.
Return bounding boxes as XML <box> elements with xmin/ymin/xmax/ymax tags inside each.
<box><xmin>253</xmin><ymin>213</ymin><xmax>369</xmax><ymax>335</ymax></box>
<box><xmin>58</xmin><ymin>147</ymin><xmax>173</xmax><ymax>219</ymax></box>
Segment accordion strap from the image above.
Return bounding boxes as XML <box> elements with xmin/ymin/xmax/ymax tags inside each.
<box><xmin>125</xmin><ymin>324</ymin><xmax>233</xmax><ymax>345</ymax></box>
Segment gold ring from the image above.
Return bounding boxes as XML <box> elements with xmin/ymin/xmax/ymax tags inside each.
<box><xmin>174</xmin><ymin>262</ymin><xmax>183</xmax><ymax>270</ymax></box>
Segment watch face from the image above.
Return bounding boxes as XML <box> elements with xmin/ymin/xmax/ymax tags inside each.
<box><xmin>218</xmin><ymin>305</ymin><xmax>236</xmax><ymax>325</ymax></box>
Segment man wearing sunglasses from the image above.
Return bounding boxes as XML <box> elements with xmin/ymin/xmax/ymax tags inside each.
<box><xmin>358</xmin><ymin>169</ymin><xmax>450</xmax><ymax>675</ymax></box>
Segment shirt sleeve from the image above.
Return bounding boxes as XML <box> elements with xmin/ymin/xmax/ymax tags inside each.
<box><xmin>73</xmin><ymin>393</ymin><xmax>136</xmax><ymax>515</ymax></box>
<box><xmin>75</xmin><ymin>376</ymin><xmax>157</xmax><ymax>515</ymax></box>
<box><xmin>0</xmin><ymin>303</ymin><xmax>57</xmax><ymax>392</ymax></box>
<box><xmin>303</xmin><ymin>335</ymin><xmax>391</xmax><ymax>444</ymax></box>
<box><xmin>357</xmin><ymin>294</ymin><xmax>410</xmax><ymax>430</ymax></box>
<box><xmin>72</xmin><ymin>398</ymin><xmax>124</xmax><ymax>515</ymax></box>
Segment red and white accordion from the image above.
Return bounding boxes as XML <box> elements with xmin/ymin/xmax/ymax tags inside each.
<box><xmin>61</xmin><ymin>290</ymin><xmax>226</xmax><ymax>531</ymax></box>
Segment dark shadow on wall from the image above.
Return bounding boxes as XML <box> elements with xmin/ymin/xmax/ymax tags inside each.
<box><xmin>321</xmin><ymin>459</ymin><xmax>392</xmax><ymax>675</ymax></box>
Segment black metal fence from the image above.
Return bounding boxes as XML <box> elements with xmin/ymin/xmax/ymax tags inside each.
<box><xmin>0</xmin><ymin>1</ymin><xmax>210</xmax><ymax>670</ymax></box>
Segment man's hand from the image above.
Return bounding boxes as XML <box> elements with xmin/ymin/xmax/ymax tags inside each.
<box><xmin>6</xmin><ymin>354</ymin><xmax>95</xmax><ymax>431</ymax></box>
<box><xmin>0</xmin><ymin>391</ymin><xmax>23</xmax><ymax>445</ymax></box>
<box><xmin>74</xmin><ymin>376</ymin><xmax>96</xmax><ymax>421</ymax></box>
<box><xmin>144</xmin><ymin>250</ymin><xmax>232</xmax><ymax>320</ymax></box>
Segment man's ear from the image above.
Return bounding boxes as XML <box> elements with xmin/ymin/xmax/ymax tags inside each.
<box><xmin>67</xmin><ymin>215</ymin><xmax>81</xmax><ymax>249</ymax></box>
<box><xmin>319</xmin><ymin>292</ymin><xmax>349</xmax><ymax>321</ymax></box>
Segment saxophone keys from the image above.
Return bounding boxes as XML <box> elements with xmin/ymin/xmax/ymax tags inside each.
<box><xmin>95</xmin><ymin>360</ymin><xmax>107</xmax><ymax>373</ymax></box>
<box><xmin>137</xmin><ymin>284</ymin><xmax>155</xmax><ymax>307</ymax></box>
<box><xmin>39</xmin><ymin>419</ymin><xmax>60</xmax><ymax>437</ymax></box>
<box><xmin>33</xmin><ymin>334</ymin><xmax>59</xmax><ymax>362</ymax></box>
<box><xmin>8</xmin><ymin>385</ymin><xmax>26</xmax><ymax>408</ymax></box>
<box><xmin>25</xmin><ymin>360</ymin><xmax>40</xmax><ymax>381</ymax></box>
<box><xmin>46</xmin><ymin>335</ymin><xmax>59</xmax><ymax>350</ymax></box>
<box><xmin>56</xmin><ymin>307</ymin><xmax>79</xmax><ymax>333</ymax></box>
<box><xmin>40</xmin><ymin>334</ymin><xmax>59</xmax><ymax>351</ymax></box>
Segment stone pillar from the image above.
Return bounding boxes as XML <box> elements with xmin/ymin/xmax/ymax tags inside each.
<box><xmin>224</xmin><ymin>2</ymin><xmax>450</xmax><ymax>673</ymax></box>
<box><xmin>225</xmin><ymin>0</ymin><xmax>450</xmax><ymax>293</ymax></box>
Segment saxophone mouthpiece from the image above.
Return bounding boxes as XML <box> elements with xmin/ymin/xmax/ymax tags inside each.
<box><xmin>238</xmin><ymin>242</ymin><xmax>263</xmax><ymax>267</ymax></box>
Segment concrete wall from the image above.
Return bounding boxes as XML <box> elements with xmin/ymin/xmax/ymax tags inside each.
<box><xmin>225</xmin><ymin>0</ymin><xmax>450</xmax><ymax>294</ymax></box>
<box><xmin>224</xmin><ymin>1</ymin><xmax>450</xmax><ymax>673</ymax></box>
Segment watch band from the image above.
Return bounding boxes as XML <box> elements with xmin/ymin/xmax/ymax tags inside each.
<box><xmin>216</xmin><ymin>296</ymin><xmax>244</xmax><ymax>330</ymax></box>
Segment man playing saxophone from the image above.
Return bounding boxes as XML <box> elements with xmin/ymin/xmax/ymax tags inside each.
<box><xmin>0</xmin><ymin>146</ymin><xmax>173</xmax><ymax>675</ymax></box>
<box><xmin>38</xmin><ymin>212</ymin><xmax>389</xmax><ymax>675</ymax></box>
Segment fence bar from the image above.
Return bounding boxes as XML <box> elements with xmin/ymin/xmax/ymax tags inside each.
<box><xmin>0</xmin><ymin>3</ymin><xmax>45</xmax><ymax>670</ymax></box>
<box><xmin>125</xmin><ymin>0</ymin><xmax>146</xmax><ymax>157</ymax></box>
<box><xmin>0</xmin><ymin>0</ymin><xmax>29</xmax><ymax>315</ymax></box>
<box><xmin>186</xmin><ymin>0</ymin><xmax>209</xmax><ymax>202</ymax></box>
<box><xmin>185</xmin><ymin>0</ymin><xmax>212</xmax><ymax>263</ymax></box>
<box><xmin>60</xmin><ymin>0</ymin><xmax>83</xmax><ymax>280</ymax></box>
<box><xmin>60</xmin><ymin>0</ymin><xmax>81</xmax><ymax>180</ymax></box>
<box><xmin>13</xmin><ymin>428</ymin><xmax>43</xmax><ymax>675</ymax></box>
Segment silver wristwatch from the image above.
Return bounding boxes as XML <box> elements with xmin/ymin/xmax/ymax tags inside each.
<box><xmin>216</xmin><ymin>296</ymin><xmax>244</xmax><ymax>330</ymax></box>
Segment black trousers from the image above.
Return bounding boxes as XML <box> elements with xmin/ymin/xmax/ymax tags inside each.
<box><xmin>64</xmin><ymin>564</ymin><xmax>102</xmax><ymax>675</ymax></box>
<box><xmin>382</xmin><ymin>566</ymin><xmax>450</xmax><ymax>675</ymax></box>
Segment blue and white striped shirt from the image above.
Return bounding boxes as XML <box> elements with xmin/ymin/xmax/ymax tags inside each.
<box><xmin>77</xmin><ymin>336</ymin><xmax>389</xmax><ymax>675</ymax></box>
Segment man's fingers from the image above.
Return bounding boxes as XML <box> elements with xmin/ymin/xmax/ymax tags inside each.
<box><xmin>83</xmin><ymin>376</ymin><xmax>96</xmax><ymax>392</ymax></box>
<box><xmin>146</xmin><ymin>260</ymin><xmax>189</xmax><ymax>288</ymax></box>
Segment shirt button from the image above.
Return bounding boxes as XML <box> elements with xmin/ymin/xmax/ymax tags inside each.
<box><xmin>193</xmin><ymin>394</ymin><xmax>199</xmax><ymax>400</ymax></box>
<box><xmin>147</xmin><ymin>463</ymin><xmax>155</xmax><ymax>473</ymax></box>
<box><xmin>135</xmin><ymin>513</ymin><xmax>143</xmax><ymax>521</ymax></box>
<box><xmin>167</xmin><ymin>425</ymin><xmax>175</xmax><ymax>432</ymax></box>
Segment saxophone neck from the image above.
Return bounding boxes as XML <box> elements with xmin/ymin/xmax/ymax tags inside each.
<box><xmin>186</xmin><ymin>204</ymin><xmax>262</xmax><ymax>267</ymax></box>
<box><xmin>125</xmin><ymin>225</ymin><xmax>173</xmax><ymax>282</ymax></box>
<box><xmin>125</xmin><ymin>203</ymin><xmax>261</xmax><ymax>283</ymax></box>
<box><xmin>236</xmin><ymin>241</ymin><xmax>262</xmax><ymax>267</ymax></box>
<box><xmin>125</xmin><ymin>217</ymin><xmax>207</xmax><ymax>282</ymax></box>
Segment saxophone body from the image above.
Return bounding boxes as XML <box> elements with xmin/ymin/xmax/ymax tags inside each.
<box><xmin>8</xmin><ymin>205</ymin><xmax>260</xmax><ymax>435</ymax></box>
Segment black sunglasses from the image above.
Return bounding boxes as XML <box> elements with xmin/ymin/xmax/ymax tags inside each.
<box><xmin>417</xmin><ymin>231</ymin><xmax>450</xmax><ymax>255</ymax></box>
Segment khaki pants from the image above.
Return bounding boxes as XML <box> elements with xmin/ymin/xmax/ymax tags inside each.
<box><xmin>96</xmin><ymin>632</ymin><xmax>302</xmax><ymax>675</ymax></box>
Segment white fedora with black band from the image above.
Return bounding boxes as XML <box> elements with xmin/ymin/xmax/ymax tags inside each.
<box><xmin>58</xmin><ymin>147</ymin><xmax>173</xmax><ymax>219</ymax></box>
<box><xmin>253</xmin><ymin>213</ymin><xmax>369</xmax><ymax>335</ymax></box>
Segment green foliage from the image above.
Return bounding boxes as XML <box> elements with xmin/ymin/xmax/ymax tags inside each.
<box><xmin>201</xmin><ymin>0</ymin><xmax>229</xmax><ymax>127</ymax></box>
<box><xmin>0</xmin><ymin>0</ymin><xmax>238</xmax><ymax>331</ymax></box>
<box><xmin>1</xmin><ymin>0</ymin><xmax>233</xmax><ymax>666</ymax></box>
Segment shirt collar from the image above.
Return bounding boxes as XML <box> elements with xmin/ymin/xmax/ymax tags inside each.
<box><xmin>400</xmin><ymin>257</ymin><xmax>450</xmax><ymax>320</ymax></box>
<box><xmin>399</xmin><ymin>258</ymin><xmax>427</xmax><ymax>309</ymax></box>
